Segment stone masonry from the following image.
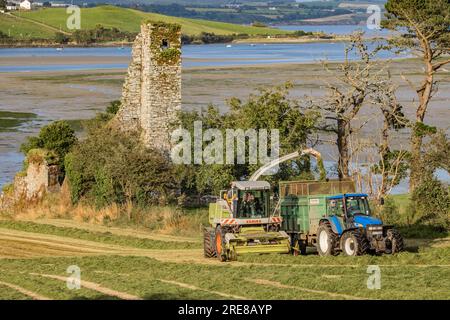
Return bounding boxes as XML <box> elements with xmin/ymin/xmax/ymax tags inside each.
<box><xmin>0</xmin><ymin>151</ymin><xmax>60</xmax><ymax>210</ymax></box>
<box><xmin>115</xmin><ymin>21</ymin><xmax>182</xmax><ymax>153</ymax></box>
<box><xmin>13</xmin><ymin>162</ymin><xmax>60</xmax><ymax>201</ymax></box>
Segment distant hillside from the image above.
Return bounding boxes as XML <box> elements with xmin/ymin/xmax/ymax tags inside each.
<box><xmin>2</xmin><ymin>5</ymin><xmax>288</xmax><ymax>41</ymax></box>
<box><xmin>66</xmin><ymin>0</ymin><xmax>387</xmax><ymax>25</ymax></box>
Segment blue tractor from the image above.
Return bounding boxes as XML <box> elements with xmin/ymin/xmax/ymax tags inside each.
<box><xmin>279</xmin><ymin>180</ymin><xmax>404</xmax><ymax>256</ymax></box>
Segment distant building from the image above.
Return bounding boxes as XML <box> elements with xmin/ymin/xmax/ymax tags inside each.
<box><xmin>50</xmin><ymin>2</ymin><xmax>70</xmax><ymax>7</ymax></box>
<box><xmin>224</xmin><ymin>3</ymin><xmax>241</xmax><ymax>9</ymax></box>
<box><xmin>6</xmin><ymin>3</ymin><xmax>18</xmax><ymax>10</ymax></box>
<box><xmin>19</xmin><ymin>0</ymin><xmax>32</xmax><ymax>10</ymax></box>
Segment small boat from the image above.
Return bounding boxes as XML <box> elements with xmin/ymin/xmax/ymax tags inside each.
<box><xmin>226</xmin><ymin>44</ymin><xmax>232</xmax><ymax>48</ymax></box>
<box><xmin>250</xmin><ymin>44</ymin><xmax>256</xmax><ymax>47</ymax></box>
<box><xmin>56</xmin><ymin>47</ymin><xmax>63</xmax><ymax>51</ymax></box>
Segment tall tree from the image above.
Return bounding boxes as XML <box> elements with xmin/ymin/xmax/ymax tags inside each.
<box><xmin>313</xmin><ymin>32</ymin><xmax>387</xmax><ymax>179</ymax></box>
<box><xmin>369</xmin><ymin>76</ymin><xmax>409</xmax><ymax>201</ymax></box>
<box><xmin>0</xmin><ymin>0</ymin><xmax>7</xmax><ymax>10</ymax></box>
<box><xmin>382</xmin><ymin>0</ymin><xmax>450</xmax><ymax>191</ymax></box>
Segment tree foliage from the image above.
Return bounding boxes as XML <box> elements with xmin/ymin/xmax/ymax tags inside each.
<box><xmin>411</xmin><ymin>172</ymin><xmax>450</xmax><ymax>229</ymax></box>
<box><xmin>382</xmin><ymin>0</ymin><xmax>450</xmax><ymax>191</ymax></box>
<box><xmin>410</xmin><ymin>131</ymin><xmax>450</xmax><ymax>228</ymax></box>
<box><xmin>20</xmin><ymin>120</ymin><xmax>77</xmax><ymax>176</ymax></box>
<box><xmin>383</xmin><ymin>0</ymin><xmax>450</xmax><ymax>55</ymax></box>
<box><xmin>176</xmin><ymin>84</ymin><xmax>320</xmax><ymax>195</ymax></box>
<box><xmin>65</xmin><ymin>122</ymin><xmax>178</xmax><ymax>208</ymax></box>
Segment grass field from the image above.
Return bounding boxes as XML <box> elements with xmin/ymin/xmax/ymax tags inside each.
<box><xmin>2</xmin><ymin>5</ymin><xmax>288</xmax><ymax>40</ymax></box>
<box><xmin>0</xmin><ymin>218</ymin><xmax>448</xmax><ymax>300</ymax></box>
<box><xmin>0</xmin><ymin>13</ymin><xmax>57</xmax><ymax>39</ymax></box>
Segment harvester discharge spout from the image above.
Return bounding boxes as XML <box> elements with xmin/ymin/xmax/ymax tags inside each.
<box><xmin>249</xmin><ymin>148</ymin><xmax>325</xmax><ymax>182</ymax></box>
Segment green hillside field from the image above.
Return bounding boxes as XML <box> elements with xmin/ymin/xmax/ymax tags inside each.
<box><xmin>1</xmin><ymin>5</ymin><xmax>289</xmax><ymax>40</ymax></box>
<box><xmin>0</xmin><ymin>12</ymin><xmax>57</xmax><ymax>39</ymax></box>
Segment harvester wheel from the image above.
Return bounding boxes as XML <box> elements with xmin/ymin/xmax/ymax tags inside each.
<box><xmin>203</xmin><ymin>227</ymin><xmax>216</xmax><ymax>258</ymax></box>
<box><xmin>293</xmin><ymin>239</ymin><xmax>307</xmax><ymax>256</ymax></box>
<box><xmin>317</xmin><ymin>223</ymin><xmax>338</xmax><ymax>256</ymax></box>
<box><xmin>341</xmin><ymin>230</ymin><xmax>369</xmax><ymax>256</ymax></box>
<box><xmin>215</xmin><ymin>226</ymin><xmax>227</xmax><ymax>262</ymax></box>
<box><xmin>387</xmin><ymin>229</ymin><xmax>404</xmax><ymax>254</ymax></box>
<box><xmin>229</xmin><ymin>247</ymin><xmax>237</xmax><ymax>261</ymax></box>
<box><xmin>299</xmin><ymin>240</ymin><xmax>307</xmax><ymax>255</ymax></box>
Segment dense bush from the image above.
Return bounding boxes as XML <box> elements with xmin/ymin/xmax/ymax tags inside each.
<box><xmin>54</xmin><ymin>32</ymin><xmax>70</xmax><ymax>44</ymax></box>
<box><xmin>0</xmin><ymin>30</ymin><xmax>10</xmax><ymax>40</ymax></box>
<box><xmin>408</xmin><ymin>131</ymin><xmax>450</xmax><ymax>229</ymax></box>
<box><xmin>411</xmin><ymin>173</ymin><xmax>450</xmax><ymax>229</ymax></box>
<box><xmin>20</xmin><ymin>120</ymin><xmax>77</xmax><ymax>177</ymax></box>
<box><xmin>378</xmin><ymin>196</ymin><xmax>401</xmax><ymax>225</ymax></box>
<box><xmin>106</xmin><ymin>100</ymin><xmax>121</xmax><ymax>115</ymax></box>
<box><xmin>65</xmin><ymin>123</ymin><xmax>178</xmax><ymax>208</ymax></box>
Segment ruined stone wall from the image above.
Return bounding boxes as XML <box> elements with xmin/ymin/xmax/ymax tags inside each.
<box><xmin>0</xmin><ymin>156</ymin><xmax>60</xmax><ymax>210</ymax></box>
<box><xmin>13</xmin><ymin>162</ymin><xmax>59</xmax><ymax>200</ymax></box>
<box><xmin>115</xmin><ymin>22</ymin><xmax>182</xmax><ymax>153</ymax></box>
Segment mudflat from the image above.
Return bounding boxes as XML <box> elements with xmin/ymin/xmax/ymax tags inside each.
<box><xmin>0</xmin><ymin>56</ymin><xmax>449</xmax><ymax>187</ymax></box>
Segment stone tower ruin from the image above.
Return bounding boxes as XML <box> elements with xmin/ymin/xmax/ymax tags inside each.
<box><xmin>115</xmin><ymin>21</ymin><xmax>182</xmax><ymax>153</ymax></box>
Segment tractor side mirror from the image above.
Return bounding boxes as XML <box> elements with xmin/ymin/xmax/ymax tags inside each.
<box><xmin>379</xmin><ymin>197</ymin><xmax>385</xmax><ymax>206</ymax></box>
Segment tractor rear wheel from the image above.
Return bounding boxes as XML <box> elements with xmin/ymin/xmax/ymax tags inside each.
<box><xmin>317</xmin><ymin>223</ymin><xmax>338</xmax><ymax>256</ymax></box>
<box><xmin>387</xmin><ymin>229</ymin><xmax>404</xmax><ymax>254</ymax></box>
<box><xmin>341</xmin><ymin>230</ymin><xmax>369</xmax><ymax>256</ymax></box>
<box><xmin>215</xmin><ymin>226</ymin><xmax>227</xmax><ymax>262</ymax></box>
<box><xmin>203</xmin><ymin>227</ymin><xmax>216</xmax><ymax>258</ymax></box>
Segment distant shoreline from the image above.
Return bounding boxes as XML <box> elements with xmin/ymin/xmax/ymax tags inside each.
<box><xmin>0</xmin><ymin>35</ymin><xmax>389</xmax><ymax>49</ymax></box>
<box><xmin>0</xmin><ymin>42</ymin><xmax>134</xmax><ymax>49</ymax></box>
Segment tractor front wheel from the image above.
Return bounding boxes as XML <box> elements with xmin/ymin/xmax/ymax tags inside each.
<box><xmin>387</xmin><ymin>229</ymin><xmax>404</xmax><ymax>254</ymax></box>
<box><xmin>215</xmin><ymin>226</ymin><xmax>227</xmax><ymax>262</ymax></box>
<box><xmin>317</xmin><ymin>223</ymin><xmax>338</xmax><ymax>256</ymax></box>
<box><xmin>341</xmin><ymin>230</ymin><xmax>369</xmax><ymax>256</ymax></box>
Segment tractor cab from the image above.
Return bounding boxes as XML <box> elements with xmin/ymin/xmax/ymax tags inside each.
<box><xmin>327</xmin><ymin>193</ymin><xmax>371</xmax><ymax>219</ymax></box>
<box><xmin>225</xmin><ymin>181</ymin><xmax>270</xmax><ymax>219</ymax></box>
<box><xmin>326</xmin><ymin>193</ymin><xmax>382</xmax><ymax>231</ymax></box>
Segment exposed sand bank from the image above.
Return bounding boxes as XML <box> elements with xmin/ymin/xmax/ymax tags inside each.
<box><xmin>0</xmin><ymin>56</ymin><xmax>449</xmax><ymax>189</ymax></box>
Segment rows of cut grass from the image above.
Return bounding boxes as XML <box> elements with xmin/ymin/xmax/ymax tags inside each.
<box><xmin>0</xmin><ymin>254</ymin><xmax>449</xmax><ymax>300</ymax></box>
<box><xmin>0</xmin><ymin>220</ymin><xmax>200</xmax><ymax>250</ymax></box>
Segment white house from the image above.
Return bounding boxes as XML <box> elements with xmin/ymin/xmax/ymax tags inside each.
<box><xmin>19</xmin><ymin>0</ymin><xmax>32</xmax><ymax>10</ymax></box>
<box><xmin>50</xmin><ymin>2</ymin><xmax>69</xmax><ymax>7</ymax></box>
<box><xmin>6</xmin><ymin>3</ymin><xmax>18</xmax><ymax>10</ymax></box>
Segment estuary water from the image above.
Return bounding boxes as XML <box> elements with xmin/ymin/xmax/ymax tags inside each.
<box><xmin>0</xmin><ymin>27</ymin><xmax>419</xmax><ymax>191</ymax></box>
<box><xmin>0</xmin><ymin>41</ymin><xmax>402</xmax><ymax>72</ymax></box>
